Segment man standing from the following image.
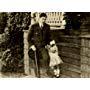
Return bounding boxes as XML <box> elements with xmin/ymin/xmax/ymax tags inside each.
<box><xmin>28</xmin><ymin>13</ymin><xmax>52</xmax><ymax>77</ymax></box>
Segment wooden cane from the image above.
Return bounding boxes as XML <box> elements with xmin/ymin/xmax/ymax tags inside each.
<box><xmin>34</xmin><ymin>51</ymin><xmax>39</xmax><ymax>77</ymax></box>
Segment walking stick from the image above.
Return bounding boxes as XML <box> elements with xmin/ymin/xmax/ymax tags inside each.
<box><xmin>34</xmin><ymin>51</ymin><xmax>39</xmax><ymax>77</ymax></box>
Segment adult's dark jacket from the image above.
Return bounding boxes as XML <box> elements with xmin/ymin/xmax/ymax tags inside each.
<box><xmin>27</xmin><ymin>23</ymin><xmax>52</xmax><ymax>59</ymax></box>
<box><xmin>27</xmin><ymin>23</ymin><xmax>51</xmax><ymax>48</ymax></box>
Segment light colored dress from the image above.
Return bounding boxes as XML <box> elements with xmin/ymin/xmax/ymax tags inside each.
<box><xmin>48</xmin><ymin>45</ymin><xmax>63</xmax><ymax>67</ymax></box>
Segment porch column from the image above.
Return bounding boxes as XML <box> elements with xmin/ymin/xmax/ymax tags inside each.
<box><xmin>23</xmin><ymin>12</ymin><xmax>36</xmax><ymax>75</ymax></box>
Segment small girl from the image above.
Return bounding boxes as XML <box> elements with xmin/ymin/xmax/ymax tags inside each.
<box><xmin>46</xmin><ymin>40</ymin><xmax>63</xmax><ymax>77</ymax></box>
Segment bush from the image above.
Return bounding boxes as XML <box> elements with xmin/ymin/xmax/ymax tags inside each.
<box><xmin>0</xmin><ymin>12</ymin><xmax>31</xmax><ymax>72</ymax></box>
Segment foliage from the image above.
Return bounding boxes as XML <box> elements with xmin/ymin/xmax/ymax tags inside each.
<box><xmin>0</xmin><ymin>12</ymin><xmax>31</xmax><ymax>72</ymax></box>
<box><xmin>64</xmin><ymin>12</ymin><xmax>87</xmax><ymax>35</ymax></box>
<box><xmin>0</xmin><ymin>13</ymin><xmax>8</xmax><ymax>34</ymax></box>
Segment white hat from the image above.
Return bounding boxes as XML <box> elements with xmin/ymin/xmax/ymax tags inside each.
<box><xmin>50</xmin><ymin>40</ymin><xmax>56</xmax><ymax>45</ymax></box>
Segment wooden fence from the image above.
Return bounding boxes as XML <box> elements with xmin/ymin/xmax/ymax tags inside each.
<box><xmin>0</xmin><ymin>30</ymin><xmax>90</xmax><ymax>78</ymax></box>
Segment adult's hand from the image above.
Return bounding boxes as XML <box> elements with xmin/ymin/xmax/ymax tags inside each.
<box><xmin>30</xmin><ymin>45</ymin><xmax>36</xmax><ymax>51</ymax></box>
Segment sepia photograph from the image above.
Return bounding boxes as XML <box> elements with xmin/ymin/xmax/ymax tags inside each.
<box><xmin>0</xmin><ymin>12</ymin><xmax>90</xmax><ymax>78</ymax></box>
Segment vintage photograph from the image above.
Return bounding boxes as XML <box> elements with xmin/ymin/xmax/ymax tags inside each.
<box><xmin>0</xmin><ymin>12</ymin><xmax>90</xmax><ymax>78</ymax></box>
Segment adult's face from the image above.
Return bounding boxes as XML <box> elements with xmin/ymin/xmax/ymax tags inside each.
<box><xmin>39</xmin><ymin>17</ymin><xmax>47</xmax><ymax>24</ymax></box>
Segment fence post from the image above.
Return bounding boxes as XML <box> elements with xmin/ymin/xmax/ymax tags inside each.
<box><xmin>80</xmin><ymin>34</ymin><xmax>90</xmax><ymax>77</ymax></box>
<box><xmin>23</xmin><ymin>30</ymin><xmax>30</xmax><ymax>75</ymax></box>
